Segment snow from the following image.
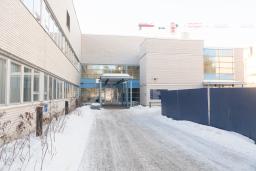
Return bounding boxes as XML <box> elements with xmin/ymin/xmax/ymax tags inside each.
<box><xmin>0</xmin><ymin>106</ymin><xmax>95</xmax><ymax>171</ymax></box>
<box><xmin>1</xmin><ymin>105</ymin><xmax>256</xmax><ymax>171</ymax></box>
<box><xmin>130</xmin><ymin>106</ymin><xmax>256</xmax><ymax>170</ymax></box>
<box><xmin>101</xmin><ymin>73</ymin><xmax>131</xmax><ymax>77</ymax></box>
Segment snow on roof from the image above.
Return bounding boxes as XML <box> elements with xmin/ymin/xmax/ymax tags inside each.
<box><xmin>101</xmin><ymin>73</ymin><xmax>131</xmax><ymax>77</ymax></box>
<box><xmin>203</xmin><ymin>80</ymin><xmax>244</xmax><ymax>85</ymax></box>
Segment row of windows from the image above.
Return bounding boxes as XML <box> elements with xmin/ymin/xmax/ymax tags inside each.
<box><xmin>21</xmin><ymin>0</ymin><xmax>80</xmax><ymax>71</ymax></box>
<box><xmin>204</xmin><ymin>49</ymin><xmax>233</xmax><ymax>57</ymax></box>
<box><xmin>0</xmin><ymin>56</ymin><xmax>79</xmax><ymax>105</ymax></box>
<box><xmin>82</xmin><ymin>64</ymin><xmax>140</xmax><ymax>79</ymax></box>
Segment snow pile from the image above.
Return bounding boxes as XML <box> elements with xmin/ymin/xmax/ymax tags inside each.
<box><xmin>131</xmin><ymin>105</ymin><xmax>256</xmax><ymax>169</ymax></box>
<box><xmin>0</xmin><ymin>106</ymin><xmax>95</xmax><ymax>171</ymax></box>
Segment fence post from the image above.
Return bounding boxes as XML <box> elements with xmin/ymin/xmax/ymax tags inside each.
<box><xmin>36</xmin><ymin>106</ymin><xmax>43</xmax><ymax>137</ymax></box>
<box><xmin>207</xmin><ymin>87</ymin><xmax>211</xmax><ymax>126</ymax></box>
<box><xmin>65</xmin><ymin>101</ymin><xmax>69</xmax><ymax>115</ymax></box>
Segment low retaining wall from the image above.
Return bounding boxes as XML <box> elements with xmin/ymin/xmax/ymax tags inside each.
<box><xmin>161</xmin><ymin>88</ymin><xmax>256</xmax><ymax>142</ymax></box>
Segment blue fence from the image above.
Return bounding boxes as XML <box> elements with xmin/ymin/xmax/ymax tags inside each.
<box><xmin>161</xmin><ymin>88</ymin><xmax>256</xmax><ymax>142</ymax></box>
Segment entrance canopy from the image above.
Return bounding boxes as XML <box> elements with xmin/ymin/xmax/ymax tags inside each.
<box><xmin>100</xmin><ymin>73</ymin><xmax>133</xmax><ymax>85</ymax></box>
<box><xmin>99</xmin><ymin>73</ymin><xmax>134</xmax><ymax>108</ymax></box>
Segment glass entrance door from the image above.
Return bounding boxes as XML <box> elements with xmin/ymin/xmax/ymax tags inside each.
<box><xmin>103</xmin><ymin>88</ymin><xmax>121</xmax><ymax>105</ymax></box>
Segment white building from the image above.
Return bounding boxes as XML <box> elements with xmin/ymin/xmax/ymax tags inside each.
<box><xmin>0</xmin><ymin>0</ymin><xmax>81</xmax><ymax>140</ymax></box>
<box><xmin>0</xmin><ymin>1</ymin><xmax>249</xmax><ymax>140</ymax></box>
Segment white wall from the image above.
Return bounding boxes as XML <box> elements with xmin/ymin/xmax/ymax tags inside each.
<box><xmin>140</xmin><ymin>38</ymin><xmax>204</xmax><ymax>105</ymax></box>
<box><xmin>0</xmin><ymin>0</ymin><xmax>80</xmax><ymax>85</ymax></box>
<box><xmin>81</xmin><ymin>34</ymin><xmax>144</xmax><ymax>65</ymax></box>
<box><xmin>234</xmin><ymin>48</ymin><xmax>244</xmax><ymax>83</ymax></box>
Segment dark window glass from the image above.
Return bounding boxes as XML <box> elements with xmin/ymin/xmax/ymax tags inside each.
<box><xmin>66</xmin><ymin>11</ymin><xmax>70</xmax><ymax>31</ymax></box>
<box><xmin>150</xmin><ymin>89</ymin><xmax>166</xmax><ymax>100</ymax></box>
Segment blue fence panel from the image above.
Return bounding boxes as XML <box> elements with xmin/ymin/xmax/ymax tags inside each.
<box><xmin>160</xmin><ymin>90</ymin><xmax>179</xmax><ymax>119</ymax></box>
<box><xmin>161</xmin><ymin>88</ymin><xmax>208</xmax><ymax>124</ymax></box>
<box><xmin>210</xmin><ymin>88</ymin><xmax>256</xmax><ymax>141</ymax></box>
<box><xmin>179</xmin><ymin>88</ymin><xmax>208</xmax><ymax>125</ymax></box>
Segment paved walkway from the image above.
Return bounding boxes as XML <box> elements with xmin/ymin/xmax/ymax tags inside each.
<box><xmin>78</xmin><ymin>108</ymin><xmax>256</xmax><ymax>171</ymax></box>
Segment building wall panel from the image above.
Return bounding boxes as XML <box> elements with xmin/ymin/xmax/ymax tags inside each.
<box><xmin>0</xmin><ymin>0</ymin><xmax>80</xmax><ymax>85</ymax></box>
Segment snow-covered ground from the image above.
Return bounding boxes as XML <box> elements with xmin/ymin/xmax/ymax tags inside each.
<box><xmin>79</xmin><ymin>106</ymin><xmax>256</xmax><ymax>171</ymax></box>
<box><xmin>0</xmin><ymin>106</ymin><xmax>95</xmax><ymax>171</ymax></box>
<box><xmin>1</xmin><ymin>105</ymin><xmax>256</xmax><ymax>171</ymax></box>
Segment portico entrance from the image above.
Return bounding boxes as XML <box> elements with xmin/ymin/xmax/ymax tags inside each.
<box><xmin>99</xmin><ymin>73</ymin><xmax>133</xmax><ymax>108</ymax></box>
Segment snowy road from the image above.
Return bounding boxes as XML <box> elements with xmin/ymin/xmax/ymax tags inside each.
<box><xmin>78</xmin><ymin>107</ymin><xmax>256</xmax><ymax>171</ymax></box>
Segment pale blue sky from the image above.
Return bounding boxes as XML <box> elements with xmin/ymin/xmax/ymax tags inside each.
<box><xmin>73</xmin><ymin>0</ymin><xmax>256</xmax><ymax>47</ymax></box>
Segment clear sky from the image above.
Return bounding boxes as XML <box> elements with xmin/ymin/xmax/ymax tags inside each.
<box><xmin>73</xmin><ymin>0</ymin><xmax>256</xmax><ymax>47</ymax></box>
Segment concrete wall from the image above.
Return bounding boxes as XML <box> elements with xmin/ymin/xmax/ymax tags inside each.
<box><xmin>81</xmin><ymin>34</ymin><xmax>144</xmax><ymax>65</ymax></box>
<box><xmin>140</xmin><ymin>38</ymin><xmax>204</xmax><ymax>106</ymax></box>
<box><xmin>234</xmin><ymin>48</ymin><xmax>244</xmax><ymax>83</ymax></box>
<box><xmin>0</xmin><ymin>0</ymin><xmax>80</xmax><ymax>85</ymax></box>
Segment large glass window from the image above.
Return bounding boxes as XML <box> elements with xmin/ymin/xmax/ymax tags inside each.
<box><xmin>82</xmin><ymin>64</ymin><xmax>140</xmax><ymax>79</ymax></box>
<box><xmin>10</xmin><ymin>63</ymin><xmax>21</xmax><ymax>103</ymax></box>
<box><xmin>33</xmin><ymin>71</ymin><xmax>40</xmax><ymax>101</ymax></box>
<box><xmin>0</xmin><ymin>58</ymin><xmax>6</xmax><ymax>104</ymax></box>
<box><xmin>204</xmin><ymin>49</ymin><xmax>234</xmax><ymax>80</ymax></box>
<box><xmin>24</xmin><ymin>67</ymin><xmax>32</xmax><ymax>102</ymax></box>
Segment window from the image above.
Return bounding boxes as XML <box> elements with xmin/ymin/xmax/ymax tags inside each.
<box><xmin>150</xmin><ymin>89</ymin><xmax>166</xmax><ymax>100</ymax></box>
<box><xmin>204</xmin><ymin>49</ymin><xmax>234</xmax><ymax>80</ymax></box>
<box><xmin>59</xmin><ymin>81</ymin><xmax>63</xmax><ymax>99</ymax></box>
<box><xmin>24</xmin><ymin>67</ymin><xmax>32</xmax><ymax>102</ymax></box>
<box><xmin>56</xmin><ymin>80</ymin><xmax>60</xmax><ymax>99</ymax></box>
<box><xmin>33</xmin><ymin>71</ymin><xmax>40</xmax><ymax>101</ymax></box>
<box><xmin>41</xmin><ymin>1</ymin><xmax>50</xmax><ymax>31</ymax></box>
<box><xmin>49</xmin><ymin>77</ymin><xmax>53</xmax><ymax>100</ymax></box>
<box><xmin>44</xmin><ymin>74</ymin><xmax>48</xmax><ymax>100</ymax></box>
<box><xmin>66</xmin><ymin>11</ymin><xmax>70</xmax><ymax>31</ymax></box>
<box><xmin>49</xmin><ymin>16</ymin><xmax>54</xmax><ymax>37</ymax></box>
<box><xmin>0</xmin><ymin>58</ymin><xmax>6</xmax><ymax>104</ymax></box>
<box><xmin>10</xmin><ymin>63</ymin><xmax>21</xmax><ymax>103</ymax></box>
<box><xmin>33</xmin><ymin>0</ymin><xmax>41</xmax><ymax>21</ymax></box>
<box><xmin>53</xmin><ymin>79</ymin><xmax>57</xmax><ymax>99</ymax></box>
<box><xmin>22</xmin><ymin>0</ymin><xmax>33</xmax><ymax>12</ymax></box>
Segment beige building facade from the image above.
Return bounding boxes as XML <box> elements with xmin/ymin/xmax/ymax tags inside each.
<box><xmin>139</xmin><ymin>38</ymin><xmax>204</xmax><ymax>106</ymax></box>
<box><xmin>0</xmin><ymin>0</ymin><xmax>81</xmax><ymax>141</ymax></box>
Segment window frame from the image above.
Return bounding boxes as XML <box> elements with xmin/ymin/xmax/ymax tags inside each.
<box><xmin>10</xmin><ymin>61</ymin><xmax>22</xmax><ymax>104</ymax></box>
<box><xmin>0</xmin><ymin>56</ymin><xmax>7</xmax><ymax>105</ymax></box>
<box><xmin>33</xmin><ymin>70</ymin><xmax>40</xmax><ymax>102</ymax></box>
<box><xmin>23</xmin><ymin>66</ymin><xmax>33</xmax><ymax>103</ymax></box>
